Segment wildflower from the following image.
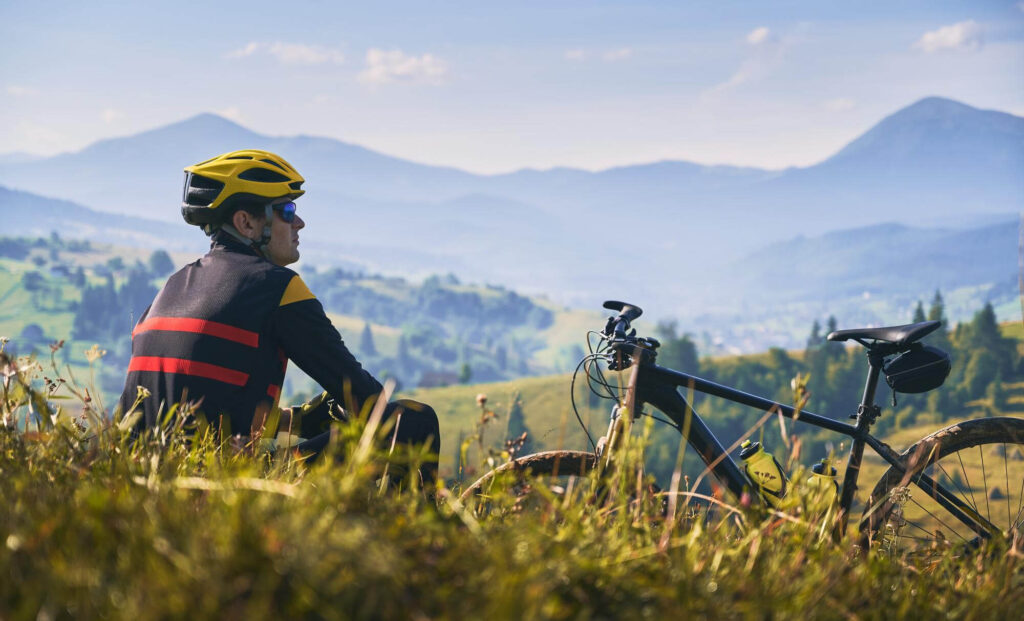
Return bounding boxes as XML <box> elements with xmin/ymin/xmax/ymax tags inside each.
<box><xmin>85</xmin><ymin>344</ymin><xmax>106</xmax><ymax>363</ymax></box>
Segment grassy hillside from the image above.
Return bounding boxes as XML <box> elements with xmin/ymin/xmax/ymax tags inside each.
<box><xmin>2</xmin><ymin>351</ymin><xmax>1022</xmax><ymax>619</ymax></box>
<box><xmin>0</xmin><ymin>235</ymin><xmax>603</xmax><ymax>406</ymax></box>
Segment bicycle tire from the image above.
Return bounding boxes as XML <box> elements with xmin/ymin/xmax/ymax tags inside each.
<box><xmin>458</xmin><ymin>449</ymin><xmax>597</xmax><ymax>503</ymax></box>
<box><xmin>859</xmin><ymin>417</ymin><xmax>1024</xmax><ymax>555</ymax></box>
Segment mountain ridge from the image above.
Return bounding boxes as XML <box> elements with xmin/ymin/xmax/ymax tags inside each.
<box><xmin>1</xmin><ymin>95</ymin><xmax>1020</xmax><ymax>316</ymax></box>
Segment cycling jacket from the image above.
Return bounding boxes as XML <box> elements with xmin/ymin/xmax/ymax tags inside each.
<box><xmin>118</xmin><ymin>232</ymin><xmax>382</xmax><ymax>434</ymax></box>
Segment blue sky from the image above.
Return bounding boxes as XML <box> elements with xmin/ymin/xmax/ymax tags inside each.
<box><xmin>1</xmin><ymin>1</ymin><xmax>1022</xmax><ymax>173</ymax></box>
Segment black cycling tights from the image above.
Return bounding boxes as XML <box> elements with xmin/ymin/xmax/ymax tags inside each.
<box><xmin>293</xmin><ymin>396</ymin><xmax>440</xmax><ymax>487</ymax></box>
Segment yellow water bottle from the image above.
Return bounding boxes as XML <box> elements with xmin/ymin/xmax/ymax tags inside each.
<box><xmin>740</xmin><ymin>440</ymin><xmax>788</xmax><ymax>507</ymax></box>
<box><xmin>805</xmin><ymin>458</ymin><xmax>839</xmax><ymax>510</ymax></box>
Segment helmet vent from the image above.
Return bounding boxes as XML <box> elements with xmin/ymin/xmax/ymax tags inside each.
<box><xmin>184</xmin><ymin>173</ymin><xmax>225</xmax><ymax>206</ymax></box>
<box><xmin>260</xmin><ymin>158</ymin><xmax>287</xmax><ymax>171</ymax></box>
<box><xmin>238</xmin><ymin>167</ymin><xmax>290</xmax><ymax>183</ymax></box>
<box><xmin>289</xmin><ymin>181</ymin><xmax>303</xmax><ymax>191</ymax></box>
<box><xmin>225</xmin><ymin>155</ymin><xmax>253</xmax><ymax>160</ymax></box>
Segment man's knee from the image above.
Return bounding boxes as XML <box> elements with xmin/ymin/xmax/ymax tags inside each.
<box><xmin>388</xmin><ymin>399</ymin><xmax>440</xmax><ymax>449</ymax></box>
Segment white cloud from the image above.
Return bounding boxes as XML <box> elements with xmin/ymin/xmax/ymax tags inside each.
<box><xmin>101</xmin><ymin>108</ymin><xmax>122</xmax><ymax>124</ymax></box>
<box><xmin>602</xmin><ymin>47</ymin><xmax>632</xmax><ymax>61</ymax></box>
<box><xmin>746</xmin><ymin>26</ymin><xmax>771</xmax><ymax>45</ymax></box>
<box><xmin>226</xmin><ymin>42</ymin><xmax>261</xmax><ymax>59</ymax></box>
<box><xmin>913</xmin><ymin>20</ymin><xmax>983</xmax><ymax>53</ymax></box>
<box><xmin>226</xmin><ymin>41</ymin><xmax>345</xmax><ymax>65</ymax></box>
<box><xmin>704</xmin><ymin>31</ymin><xmax>785</xmax><ymax>97</ymax></box>
<box><xmin>358</xmin><ymin>49</ymin><xmax>448</xmax><ymax>85</ymax></box>
<box><xmin>564</xmin><ymin>48</ymin><xmax>586</xmax><ymax>61</ymax></box>
<box><xmin>6</xmin><ymin>85</ymin><xmax>38</xmax><ymax>97</ymax></box>
<box><xmin>825</xmin><ymin>98</ymin><xmax>856</xmax><ymax>112</ymax></box>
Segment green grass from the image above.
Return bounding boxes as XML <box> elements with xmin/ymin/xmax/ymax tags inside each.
<box><xmin>2</xmin><ymin>349</ymin><xmax>1022</xmax><ymax>620</ymax></box>
<box><xmin>403</xmin><ymin>373</ymin><xmax>592</xmax><ymax>476</ymax></box>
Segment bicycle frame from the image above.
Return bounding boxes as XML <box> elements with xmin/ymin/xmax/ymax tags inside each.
<box><xmin>625</xmin><ymin>349</ymin><xmax>999</xmax><ymax>539</ymax></box>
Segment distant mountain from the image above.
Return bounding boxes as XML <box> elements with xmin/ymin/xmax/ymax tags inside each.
<box><xmin>0</xmin><ymin>152</ymin><xmax>43</xmax><ymax>165</ymax></box>
<box><xmin>0</xmin><ymin>96</ymin><xmax>1020</xmax><ymax>313</ymax></box>
<box><xmin>741</xmin><ymin>97</ymin><xmax>1024</xmax><ymax>230</ymax></box>
<box><xmin>0</xmin><ymin>186</ymin><xmax>203</xmax><ymax>251</ymax></box>
<box><xmin>2</xmin><ymin>182</ymin><xmax>1017</xmax><ymax>353</ymax></box>
<box><xmin>723</xmin><ymin>217</ymin><xmax>1018</xmax><ymax>301</ymax></box>
<box><xmin>0</xmin><ymin>113</ymin><xmax>484</xmax><ymax>220</ymax></box>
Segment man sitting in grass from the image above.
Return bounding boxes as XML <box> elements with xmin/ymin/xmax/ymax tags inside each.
<box><xmin>118</xmin><ymin>149</ymin><xmax>440</xmax><ymax>484</ymax></box>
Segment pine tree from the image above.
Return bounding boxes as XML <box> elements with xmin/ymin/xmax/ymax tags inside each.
<box><xmin>359</xmin><ymin>322</ymin><xmax>377</xmax><ymax>356</ymax></box>
<box><xmin>396</xmin><ymin>335</ymin><xmax>412</xmax><ymax>374</ymax></box>
<box><xmin>987</xmin><ymin>372</ymin><xmax>1008</xmax><ymax>411</ymax></box>
<box><xmin>912</xmin><ymin>301</ymin><xmax>926</xmax><ymax>323</ymax></box>
<box><xmin>505</xmin><ymin>391</ymin><xmax>532</xmax><ymax>455</ymax></box>
<box><xmin>824</xmin><ymin>316</ymin><xmax>844</xmax><ymax>362</ymax></box>
<box><xmin>458</xmin><ymin>363</ymin><xmax>472</xmax><ymax>384</ymax></box>
<box><xmin>927</xmin><ymin>290</ymin><xmax>947</xmax><ymax>324</ymax></box>
<box><xmin>807</xmin><ymin>319</ymin><xmax>822</xmax><ymax>349</ymax></box>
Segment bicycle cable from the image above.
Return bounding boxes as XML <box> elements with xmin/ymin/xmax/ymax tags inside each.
<box><xmin>572</xmin><ymin>330</ymin><xmax>683</xmax><ymax>447</ymax></box>
<box><xmin>569</xmin><ymin>353</ymin><xmax>601</xmax><ymax>452</ymax></box>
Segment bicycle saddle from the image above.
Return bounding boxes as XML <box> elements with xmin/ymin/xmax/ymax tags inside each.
<box><xmin>826</xmin><ymin>320</ymin><xmax>941</xmax><ymax>347</ymax></box>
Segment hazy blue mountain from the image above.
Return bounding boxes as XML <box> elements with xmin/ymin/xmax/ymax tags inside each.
<box><xmin>2</xmin><ymin>181</ymin><xmax>1016</xmax><ymax>353</ymax></box>
<box><xmin>0</xmin><ymin>113</ymin><xmax>484</xmax><ymax>219</ymax></box>
<box><xmin>737</xmin><ymin>98</ymin><xmax>1024</xmax><ymax>231</ymax></box>
<box><xmin>0</xmin><ymin>152</ymin><xmax>43</xmax><ymax>165</ymax></box>
<box><xmin>3</xmin><ymin>97</ymin><xmax>1018</xmax><ymax>236</ymax></box>
<box><xmin>0</xmin><ymin>185</ymin><xmax>202</xmax><ymax>251</ymax></box>
<box><xmin>723</xmin><ymin>218</ymin><xmax>1018</xmax><ymax>301</ymax></box>
<box><xmin>0</xmin><ymin>96</ymin><xmax>1019</xmax><ymax>315</ymax></box>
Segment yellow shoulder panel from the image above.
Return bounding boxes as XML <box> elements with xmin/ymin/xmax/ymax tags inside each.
<box><xmin>279</xmin><ymin>275</ymin><xmax>316</xmax><ymax>306</ymax></box>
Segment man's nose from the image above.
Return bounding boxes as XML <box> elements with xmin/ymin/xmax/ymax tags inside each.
<box><xmin>294</xmin><ymin>215</ymin><xmax>305</xmax><ymax>229</ymax></box>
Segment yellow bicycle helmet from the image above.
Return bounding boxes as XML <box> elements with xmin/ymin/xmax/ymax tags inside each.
<box><xmin>181</xmin><ymin>149</ymin><xmax>305</xmax><ymax>230</ymax></box>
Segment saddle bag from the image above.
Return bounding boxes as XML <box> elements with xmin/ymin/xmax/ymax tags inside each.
<box><xmin>883</xmin><ymin>345</ymin><xmax>951</xmax><ymax>394</ymax></box>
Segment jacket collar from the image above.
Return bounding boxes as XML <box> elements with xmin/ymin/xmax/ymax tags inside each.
<box><xmin>210</xmin><ymin>229</ymin><xmax>264</xmax><ymax>257</ymax></box>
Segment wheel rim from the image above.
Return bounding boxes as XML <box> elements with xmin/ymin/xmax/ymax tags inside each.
<box><xmin>862</xmin><ymin>418</ymin><xmax>1024</xmax><ymax>556</ymax></box>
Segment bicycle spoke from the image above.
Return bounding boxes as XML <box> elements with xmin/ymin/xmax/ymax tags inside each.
<box><xmin>1004</xmin><ymin>443</ymin><xmax>1011</xmax><ymax>531</ymax></box>
<box><xmin>980</xmin><ymin>445</ymin><xmax>991</xmax><ymax>523</ymax></box>
<box><xmin>909</xmin><ymin>496</ymin><xmax>970</xmax><ymax>543</ymax></box>
<box><xmin>1015</xmin><ymin>475</ymin><xmax>1024</xmax><ymax>530</ymax></box>
<box><xmin>934</xmin><ymin>460</ymin><xmax>978</xmax><ymax>514</ymax></box>
<box><xmin>901</xmin><ymin>518</ymin><xmax>940</xmax><ymax>539</ymax></box>
<box><xmin>863</xmin><ymin>418</ymin><xmax>1024</xmax><ymax>554</ymax></box>
<box><xmin>957</xmin><ymin>450</ymin><xmax>979</xmax><ymax>516</ymax></box>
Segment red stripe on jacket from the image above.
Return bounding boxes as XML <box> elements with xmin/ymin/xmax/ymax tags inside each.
<box><xmin>128</xmin><ymin>356</ymin><xmax>250</xmax><ymax>386</ymax></box>
<box><xmin>133</xmin><ymin>317</ymin><xmax>259</xmax><ymax>348</ymax></box>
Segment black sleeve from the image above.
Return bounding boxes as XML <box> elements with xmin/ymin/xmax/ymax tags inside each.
<box><xmin>271</xmin><ymin>297</ymin><xmax>383</xmax><ymax>413</ymax></box>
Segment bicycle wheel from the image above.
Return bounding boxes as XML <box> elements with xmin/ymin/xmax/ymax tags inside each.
<box><xmin>458</xmin><ymin>449</ymin><xmax>597</xmax><ymax>504</ymax></box>
<box><xmin>860</xmin><ymin>417</ymin><xmax>1024</xmax><ymax>556</ymax></box>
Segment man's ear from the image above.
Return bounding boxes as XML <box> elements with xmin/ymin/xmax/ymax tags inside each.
<box><xmin>231</xmin><ymin>209</ymin><xmax>260</xmax><ymax>238</ymax></box>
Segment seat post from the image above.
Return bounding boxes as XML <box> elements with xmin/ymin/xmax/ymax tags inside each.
<box><xmin>836</xmin><ymin>351</ymin><xmax>885</xmax><ymax>537</ymax></box>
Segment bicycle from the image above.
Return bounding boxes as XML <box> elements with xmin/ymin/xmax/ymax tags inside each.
<box><xmin>461</xmin><ymin>301</ymin><xmax>1024</xmax><ymax>554</ymax></box>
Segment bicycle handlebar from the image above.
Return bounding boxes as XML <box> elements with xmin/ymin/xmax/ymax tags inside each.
<box><xmin>602</xmin><ymin>300</ymin><xmax>643</xmax><ymax>339</ymax></box>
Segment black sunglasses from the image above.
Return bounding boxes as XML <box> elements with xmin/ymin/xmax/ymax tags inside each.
<box><xmin>271</xmin><ymin>201</ymin><xmax>298</xmax><ymax>223</ymax></box>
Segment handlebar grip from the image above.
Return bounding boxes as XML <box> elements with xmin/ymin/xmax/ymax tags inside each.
<box><xmin>602</xmin><ymin>300</ymin><xmax>643</xmax><ymax>323</ymax></box>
